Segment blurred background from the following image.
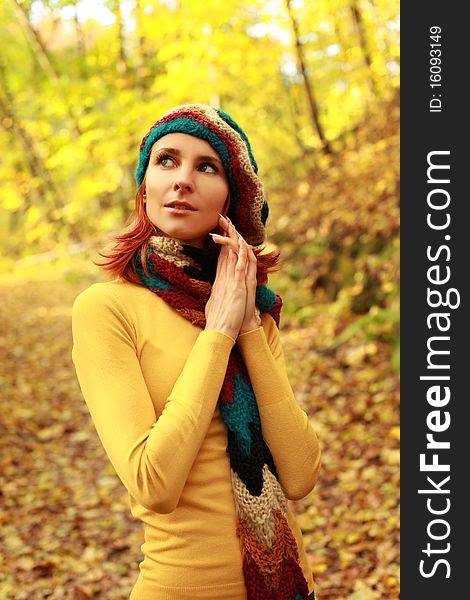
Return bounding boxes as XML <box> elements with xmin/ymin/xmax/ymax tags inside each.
<box><xmin>0</xmin><ymin>0</ymin><xmax>399</xmax><ymax>598</ymax></box>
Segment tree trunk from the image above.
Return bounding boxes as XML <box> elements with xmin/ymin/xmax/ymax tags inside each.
<box><xmin>0</xmin><ymin>95</ymin><xmax>64</xmax><ymax>216</ymax></box>
<box><xmin>285</xmin><ymin>0</ymin><xmax>332</xmax><ymax>155</ymax></box>
<box><xmin>333</xmin><ymin>10</ymin><xmax>370</xmax><ymax>116</ymax></box>
<box><xmin>133</xmin><ymin>0</ymin><xmax>152</xmax><ymax>92</ymax></box>
<box><xmin>73</xmin><ymin>3</ymin><xmax>88</xmax><ymax>79</ymax></box>
<box><xmin>366</xmin><ymin>0</ymin><xmax>396</xmax><ymax>85</ymax></box>
<box><xmin>350</xmin><ymin>0</ymin><xmax>378</xmax><ymax>97</ymax></box>
<box><xmin>281</xmin><ymin>77</ymin><xmax>313</xmax><ymax>164</ymax></box>
<box><xmin>12</xmin><ymin>0</ymin><xmax>82</xmax><ymax>137</ymax></box>
<box><xmin>0</xmin><ymin>88</ymin><xmax>81</xmax><ymax>242</ymax></box>
<box><xmin>0</xmin><ymin>59</ymin><xmax>70</xmax><ymax>234</ymax></box>
<box><xmin>112</xmin><ymin>0</ymin><xmax>133</xmax><ymax>85</ymax></box>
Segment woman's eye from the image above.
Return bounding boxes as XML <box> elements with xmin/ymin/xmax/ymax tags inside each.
<box><xmin>200</xmin><ymin>163</ymin><xmax>217</xmax><ymax>173</ymax></box>
<box><xmin>156</xmin><ymin>154</ymin><xmax>176</xmax><ymax>167</ymax></box>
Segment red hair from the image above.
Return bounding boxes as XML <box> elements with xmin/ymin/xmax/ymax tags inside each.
<box><xmin>95</xmin><ymin>184</ymin><xmax>281</xmax><ymax>285</ymax></box>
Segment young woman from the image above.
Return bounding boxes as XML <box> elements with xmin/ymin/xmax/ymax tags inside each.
<box><xmin>72</xmin><ymin>104</ymin><xmax>321</xmax><ymax>600</ymax></box>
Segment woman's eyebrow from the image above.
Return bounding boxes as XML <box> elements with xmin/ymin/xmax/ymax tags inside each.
<box><xmin>153</xmin><ymin>146</ymin><xmax>180</xmax><ymax>156</ymax></box>
<box><xmin>198</xmin><ymin>154</ymin><xmax>223</xmax><ymax>166</ymax></box>
<box><xmin>153</xmin><ymin>147</ymin><xmax>222</xmax><ymax>165</ymax></box>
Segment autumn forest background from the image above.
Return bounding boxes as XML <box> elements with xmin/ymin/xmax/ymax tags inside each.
<box><xmin>0</xmin><ymin>0</ymin><xmax>400</xmax><ymax>598</ymax></box>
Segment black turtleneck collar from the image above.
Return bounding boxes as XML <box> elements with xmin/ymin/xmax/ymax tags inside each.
<box><xmin>181</xmin><ymin>241</ymin><xmax>220</xmax><ymax>283</ymax></box>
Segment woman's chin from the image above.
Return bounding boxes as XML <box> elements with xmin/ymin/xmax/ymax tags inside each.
<box><xmin>153</xmin><ymin>224</ymin><xmax>206</xmax><ymax>248</ymax></box>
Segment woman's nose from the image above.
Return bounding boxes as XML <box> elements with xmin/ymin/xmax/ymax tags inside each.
<box><xmin>173</xmin><ymin>181</ymin><xmax>192</xmax><ymax>192</ymax></box>
<box><xmin>173</xmin><ymin>174</ymin><xmax>194</xmax><ymax>192</ymax></box>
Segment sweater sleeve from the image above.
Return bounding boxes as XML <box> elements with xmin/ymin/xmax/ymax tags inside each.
<box><xmin>236</xmin><ymin>315</ymin><xmax>321</xmax><ymax>501</ymax></box>
<box><xmin>71</xmin><ymin>284</ymin><xmax>235</xmax><ymax>514</ymax></box>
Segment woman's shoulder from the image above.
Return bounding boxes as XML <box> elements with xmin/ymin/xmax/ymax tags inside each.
<box><xmin>72</xmin><ymin>279</ymin><xmax>153</xmax><ymax>322</ymax></box>
<box><xmin>74</xmin><ymin>279</ymin><xmax>147</xmax><ymax>304</ymax></box>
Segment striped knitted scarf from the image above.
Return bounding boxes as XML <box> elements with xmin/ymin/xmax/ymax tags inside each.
<box><xmin>135</xmin><ymin>236</ymin><xmax>314</xmax><ymax>600</ymax></box>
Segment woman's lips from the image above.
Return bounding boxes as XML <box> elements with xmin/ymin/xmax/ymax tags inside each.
<box><xmin>165</xmin><ymin>206</ymin><xmax>196</xmax><ymax>215</ymax></box>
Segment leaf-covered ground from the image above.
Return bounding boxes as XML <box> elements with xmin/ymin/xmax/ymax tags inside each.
<box><xmin>0</xmin><ymin>277</ymin><xmax>399</xmax><ymax>599</ymax></box>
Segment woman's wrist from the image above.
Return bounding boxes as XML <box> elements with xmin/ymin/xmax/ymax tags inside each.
<box><xmin>239</xmin><ymin>308</ymin><xmax>261</xmax><ymax>335</ymax></box>
<box><xmin>239</xmin><ymin>322</ymin><xmax>261</xmax><ymax>335</ymax></box>
<box><xmin>204</xmin><ymin>325</ymin><xmax>237</xmax><ymax>342</ymax></box>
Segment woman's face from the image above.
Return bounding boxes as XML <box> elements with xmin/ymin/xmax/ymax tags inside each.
<box><xmin>144</xmin><ymin>133</ymin><xmax>229</xmax><ymax>248</ymax></box>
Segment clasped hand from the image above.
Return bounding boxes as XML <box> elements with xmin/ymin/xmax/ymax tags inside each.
<box><xmin>204</xmin><ymin>214</ymin><xmax>261</xmax><ymax>340</ymax></box>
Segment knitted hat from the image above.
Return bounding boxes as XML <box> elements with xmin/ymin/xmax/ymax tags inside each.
<box><xmin>136</xmin><ymin>104</ymin><xmax>269</xmax><ymax>246</ymax></box>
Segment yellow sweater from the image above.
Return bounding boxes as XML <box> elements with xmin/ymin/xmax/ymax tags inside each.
<box><xmin>71</xmin><ymin>280</ymin><xmax>321</xmax><ymax>600</ymax></box>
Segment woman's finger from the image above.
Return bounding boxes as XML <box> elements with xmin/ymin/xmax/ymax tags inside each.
<box><xmin>245</xmin><ymin>242</ymin><xmax>257</xmax><ymax>284</ymax></box>
<box><xmin>228</xmin><ymin>219</ymin><xmax>256</xmax><ymax>273</ymax></box>
<box><xmin>235</xmin><ymin>238</ymin><xmax>247</xmax><ymax>283</ymax></box>
<box><xmin>218</xmin><ymin>215</ymin><xmax>232</xmax><ymax>238</ymax></box>
<box><xmin>226</xmin><ymin>217</ymin><xmax>241</xmax><ymax>244</ymax></box>
<box><xmin>225</xmin><ymin>246</ymin><xmax>237</xmax><ymax>283</ymax></box>
<box><xmin>244</xmin><ymin>244</ymin><xmax>257</xmax><ymax>293</ymax></box>
<box><xmin>210</xmin><ymin>233</ymin><xmax>239</xmax><ymax>253</ymax></box>
<box><xmin>219</xmin><ymin>239</ymin><xmax>233</xmax><ymax>280</ymax></box>
<box><xmin>215</xmin><ymin>216</ymin><xmax>252</xmax><ymax>284</ymax></box>
<box><xmin>214</xmin><ymin>239</ymin><xmax>226</xmax><ymax>280</ymax></box>
<box><xmin>218</xmin><ymin>217</ymin><xmax>254</xmax><ymax>269</ymax></box>
<box><xmin>220</xmin><ymin>215</ymin><xmax>240</xmax><ymax>245</ymax></box>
